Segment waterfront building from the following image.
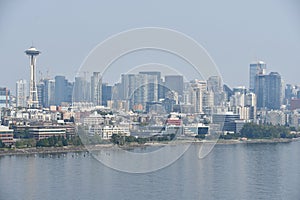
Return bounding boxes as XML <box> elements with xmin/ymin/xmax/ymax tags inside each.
<box><xmin>212</xmin><ymin>113</ymin><xmax>240</xmax><ymax>133</ymax></box>
<box><xmin>0</xmin><ymin>125</ymin><xmax>14</xmax><ymax>145</ymax></box>
<box><xmin>30</xmin><ymin>127</ymin><xmax>66</xmax><ymax>140</ymax></box>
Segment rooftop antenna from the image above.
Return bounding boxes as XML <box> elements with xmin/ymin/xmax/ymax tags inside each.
<box><xmin>39</xmin><ymin>70</ymin><xmax>43</xmax><ymax>82</ymax></box>
<box><xmin>46</xmin><ymin>69</ymin><xmax>49</xmax><ymax>79</ymax></box>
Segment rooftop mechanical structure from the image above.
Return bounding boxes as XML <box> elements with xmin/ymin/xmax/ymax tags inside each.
<box><xmin>25</xmin><ymin>46</ymin><xmax>41</xmax><ymax>108</ymax></box>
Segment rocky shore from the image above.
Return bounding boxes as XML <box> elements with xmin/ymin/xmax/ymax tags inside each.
<box><xmin>0</xmin><ymin>138</ymin><xmax>299</xmax><ymax>156</ymax></box>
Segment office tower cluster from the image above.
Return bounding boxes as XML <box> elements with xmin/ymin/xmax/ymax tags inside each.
<box><xmin>3</xmin><ymin>45</ymin><xmax>298</xmax><ymax>129</ymax></box>
<box><xmin>250</xmin><ymin>61</ymin><xmax>283</xmax><ymax>110</ymax></box>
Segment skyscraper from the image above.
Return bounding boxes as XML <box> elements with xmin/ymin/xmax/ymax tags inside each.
<box><xmin>249</xmin><ymin>61</ymin><xmax>266</xmax><ymax>92</ymax></box>
<box><xmin>121</xmin><ymin>73</ymin><xmax>159</xmax><ymax>111</ymax></box>
<box><xmin>0</xmin><ymin>88</ymin><xmax>10</xmax><ymax>108</ymax></box>
<box><xmin>43</xmin><ymin>79</ymin><xmax>55</xmax><ymax>107</ymax></box>
<box><xmin>74</xmin><ymin>76</ymin><xmax>90</xmax><ymax>102</ymax></box>
<box><xmin>102</xmin><ymin>83</ymin><xmax>112</xmax><ymax>106</ymax></box>
<box><xmin>37</xmin><ymin>81</ymin><xmax>44</xmax><ymax>108</ymax></box>
<box><xmin>207</xmin><ymin>76</ymin><xmax>224</xmax><ymax>106</ymax></box>
<box><xmin>139</xmin><ymin>71</ymin><xmax>164</xmax><ymax>101</ymax></box>
<box><xmin>207</xmin><ymin>76</ymin><xmax>222</xmax><ymax>93</ymax></box>
<box><xmin>190</xmin><ymin>80</ymin><xmax>207</xmax><ymax>113</ymax></box>
<box><xmin>255</xmin><ymin>74</ymin><xmax>267</xmax><ymax>109</ymax></box>
<box><xmin>164</xmin><ymin>75</ymin><xmax>183</xmax><ymax>97</ymax></box>
<box><xmin>255</xmin><ymin>72</ymin><xmax>282</xmax><ymax>110</ymax></box>
<box><xmin>91</xmin><ymin>72</ymin><xmax>102</xmax><ymax>106</ymax></box>
<box><xmin>16</xmin><ymin>79</ymin><xmax>27</xmax><ymax>108</ymax></box>
<box><xmin>55</xmin><ymin>75</ymin><xmax>67</xmax><ymax>106</ymax></box>
<box><xmin>266</xmin><ymin>72</ymin><xmax>282</xmax><ymax>110</ymax></box>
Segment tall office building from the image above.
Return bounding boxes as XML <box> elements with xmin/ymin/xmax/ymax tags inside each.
<box><xmin>139</xmin><ymin>72</ymin><xmax>159</xmax><ymax>103</ymax></box>
<box><xmin>16</xmin><ymin>79</ymin><xmax>27</xmax><ymax>108</ymax></box>
<box><xmin>55</xmin><ymin>76</ymin><xmax>66</xmax><ymax>105</ymax></box>
<box><xmin>189</xmin><ymin>80</ymin><xmax>207</xmax><ymax>113</ymax></box>
<box><xmin>207</xmin><ymin>76</ymin><xmax>222</xmax><ymax>93</ymax></box>
<box><xmin>255</xmin><ymin>74</ymin><xmax>267</xmax><ymax>109</ymax></box>
<box><xmin>43</xmin><ymin>79</ymin><xmax>55</xmax><ymax>107</ymax></box>
<box><xmin>249</xmin><ymin>61</ymin><xmax>266</xmax><ymax>92</ymax></box>
<box><xmin>245</xmin><ymin>92</ymin><xmax>257</xmax><ymax>120</ymax></box>
<box><xmin>74</xmin><ymin>76</ymin><xmax>90</xmax><ymax>102</ymax></box>
<box><xmin>65</xmin><ymin>82</ymin><xmax>73</xmax><ymax>104</ymax></box>
<box><xmin>139</xmin><ymin>71</ymin><xmax>162</xmax><ymax>100</ymax></box>
<box><xmin>0</xmin><ymin>88</ymin><xmax>10</xmax><ymax>108</ymax></box>
<box><xmin>207</xmin><ymin>76</ymin><xmax>225</xmax><ymax>106</ymax></box>
<box><xmin>132</xmin><ymin>74</ymin><xmax>157</xmax><ymax>110</ymax></box>
<box><xmin>54</xmin><ymin>76</ymin><xmax>72</xmax><ymax>105</ymax></box>
<box><xmin>37</xmin><ymin>81</ymin><xmax>44</xmax><ymax>108</ymax></box>
<box><xmin>120</xmin><ymin>74</ymin><xmax>133</xmax><ymax>100</ymax></box>
<box><xmin>164</xmin><ymin>75</ymin><xmax>183</xmax><ymax>97</ymax></box>
<box><xmin>266</xmin><ymin>72</ymin><xmax>282</xmax><ymax>110</ymax></box>
<box><xmin>255</xmin><ymin>72</ymin><xmax>282</xmax><ymax>110</ymax></box>
<box><xmin>102</xmin><ymin>83</ymin><xmax>112</xmax><ymax>106</ymax></box>
<box><xmin>91</xmin><ymin>72</ymin><xmax>102</xmax><ymax>106</ymax></box>
<box><xmin>121</xmin><ymin>73</ymin><xmax>158</xmax><ymax>110</ymax></box>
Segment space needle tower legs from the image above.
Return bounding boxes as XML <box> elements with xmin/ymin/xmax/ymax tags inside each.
<box><xmin>25</xmin><ymin>46</ymin><xmax>41</xmax><ymax>108</ymax></box>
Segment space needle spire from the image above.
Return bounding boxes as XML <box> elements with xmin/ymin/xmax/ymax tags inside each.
<box><xmin>25</xmin><ymin>46</ymin><xmax>41</xmax><ymax>108</ymax></box>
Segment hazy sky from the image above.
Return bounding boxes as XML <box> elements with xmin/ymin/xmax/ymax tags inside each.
<box><xmin>1</xmin><ymin>0</ymin><xmax>299</xmax><ymax>93</ymax></box>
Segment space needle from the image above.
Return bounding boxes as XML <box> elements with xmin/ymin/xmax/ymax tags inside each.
<box><xmin>25</xmin><ymin>46</ymin><xmax>40</xmax><ymax>108</ymax></box>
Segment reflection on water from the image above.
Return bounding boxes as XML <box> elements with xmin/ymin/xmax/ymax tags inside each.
<box><xmin>0</xmin><ymin>141</ymin><xmax>299</xmax><ymax>200</ymax></box>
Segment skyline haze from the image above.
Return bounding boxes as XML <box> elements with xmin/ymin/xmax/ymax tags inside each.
<box><xmin>1</xmin><ymin>0</ymin><xmax>300</xmax><ymax>92</ymax></box>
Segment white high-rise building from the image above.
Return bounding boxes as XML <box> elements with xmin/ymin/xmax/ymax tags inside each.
<box><xmin>121</xmin><ymin>73</ymin><xmax>158</xmax><ymax>111</ymax></box>
<box><xmin>91</xmin><ymin>72</ymin><xmax>102</xmax><ymax>106</ymax></box>
<box><xmin>43</xmin><ymin>79</ymin><xmax>55</xmax><ymax>107</ymax></box>
<box><xmin>190</xmin><ymin>80</ymin><xmax>207</xmax><ymax>113</ymax></box>
<box><xmin>16</xmin><ymin>79</ymin><xmax>27</xmax><ymax>108</ymax></box>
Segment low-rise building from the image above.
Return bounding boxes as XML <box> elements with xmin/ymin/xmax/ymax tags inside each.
<box><xmin>0</xmin><ymin>125</ymin><xmax>14</xmax><ymax>145</ymax></box>
<box><xmin>29</xmin><ymin>127</ymin><xmax>66</xmax><ymax>140</ymax></box>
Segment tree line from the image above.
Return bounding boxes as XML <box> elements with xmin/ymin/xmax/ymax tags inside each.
<box><xmin>220</xmin><ymin>123</ymin><xmax>299</xmax><ymax>139</ymax></box>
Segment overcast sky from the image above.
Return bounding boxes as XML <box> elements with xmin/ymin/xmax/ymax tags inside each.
<box><xmin>0</xmin><ymin>0</ymin><xmax>299</xmax><ymax>93</ymax></box>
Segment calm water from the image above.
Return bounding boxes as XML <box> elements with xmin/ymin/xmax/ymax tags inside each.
<box><xmin>1</xmin><ymin>141</ymin><xmax>300</xmax><ymax>200</ymax></box>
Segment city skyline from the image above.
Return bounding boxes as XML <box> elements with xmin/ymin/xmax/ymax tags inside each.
<box><xmin>1</xmin><ymin>2</ymin><xmax>300</xmax><ymax>199</ymax></box>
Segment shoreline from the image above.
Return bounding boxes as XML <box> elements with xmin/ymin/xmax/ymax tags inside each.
<box><xmin>0</xmin><ymin>138</ymin><xmax>299</xmax><ymax>157</ymax></box>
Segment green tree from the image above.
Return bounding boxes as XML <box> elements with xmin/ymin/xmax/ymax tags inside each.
<box><xmin>0</xmin><ymin>139</ymin><xmax>5</xmax><ymax>148</ymax></box>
